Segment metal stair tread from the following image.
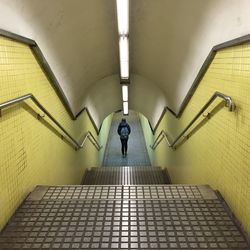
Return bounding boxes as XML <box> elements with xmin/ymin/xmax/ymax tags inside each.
<box><xmin>82</xmin><ymin>166</ymin><xmax>170</xmax><ymax>185</ymax></box>
<box><xmin>27</xmin><ymin>184</ymin><xmax>218</xmax><ymax>201</ymax></box>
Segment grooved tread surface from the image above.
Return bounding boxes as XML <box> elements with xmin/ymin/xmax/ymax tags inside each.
<box><xmin>27</xmin><ymin>185</ymin><xmax>217</xmax><ymax>201</ymax></box>
<box><xmin>82</xmin><ymin>167</ymin><xmax>170</xmax><ymax>185</ymax></box>
<box><xmin>0</xmin><ymin>185</ymin><xmax>249</xmax><ymax>249</ymax></box>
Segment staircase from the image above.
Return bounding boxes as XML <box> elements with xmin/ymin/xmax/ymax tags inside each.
<box><xmin>0</xmin><ymin>166</ymin><xmax>249</xmax><ymax>250</ymax></box>
<box><xmin>82</xmin><ymin>166</ymin><xmax>171</xmax><ymax>185</ymax></box>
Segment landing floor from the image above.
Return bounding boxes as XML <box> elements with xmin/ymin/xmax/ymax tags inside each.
<box><xmin>0</xmin><ymin>185</ymin><xmax>249</xmax><ymax>249</ymax></box>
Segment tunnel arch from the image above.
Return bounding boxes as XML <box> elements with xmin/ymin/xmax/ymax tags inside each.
<box><xmin>81</xmin><ymin>73</ymin><xmax>168</xmax><ymax>129</ymax></box>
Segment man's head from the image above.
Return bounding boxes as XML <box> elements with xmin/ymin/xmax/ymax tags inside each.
<box><xmin>122</xmin><ymin>118</ymin><xmax>126</xmax><ymax>122</ymax></box>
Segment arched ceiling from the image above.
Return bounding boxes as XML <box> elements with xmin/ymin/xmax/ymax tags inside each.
<box><xmin>83</xmin><ymin>74</ymin><xmax>167</xmax><ymax>128</ymax></box>
<box><xmin>1</xmin><ymin>0</ymin><xmax>250</xmax><ymax>124</ymax></box>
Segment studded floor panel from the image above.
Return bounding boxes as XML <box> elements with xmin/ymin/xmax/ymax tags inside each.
<box><xmin>0</xmin><ymin>185</ymin><xmax>249</xmax><ymax>249</ymax></box>
<box><xmin>82</xmin><ymin>167</ymin><xmax>170</xmax><ymax>185</ymax></box>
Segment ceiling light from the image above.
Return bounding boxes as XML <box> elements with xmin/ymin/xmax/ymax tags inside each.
<box><xmin>120</xmin><ymin>62</ymin><xmax>129</xmax><ymax>79</ymax></box>
<box><xmin>119</xmin><ymin>36</ymin><xmax>128</xmax><ymax>62</ymax></box>
<box><xmin>119</xmin><ymin>36</ymin><xmax>129</xmax><ymax>79</ymax></box>
<box><xmin>123</xmin><ymin>101</ymin><xmax>128</xmax><ymax>115</ymax></box>
<box><xmin>122</xmin><ymin>85</ymin><xmax>128</xmax><ymax>102</ymax></box>
<box><xmin>116</xmin><ymin>0</ymin><xmax>129</xmax><ymax>35</ymax></box>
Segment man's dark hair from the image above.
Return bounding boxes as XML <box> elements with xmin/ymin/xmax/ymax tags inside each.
<box><xmin>122</xmin><ymin>118</ymin><xmax>126</xmax><ymax>122</ymax></box>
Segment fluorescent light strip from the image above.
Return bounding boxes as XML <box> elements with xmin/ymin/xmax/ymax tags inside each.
<box><xmin>120</xmin><ymin>61</ymin><xmax>129</xmax><ymax>79</ymax></box>
<box><xmin>119</xmin><ymin>36</ymin><xmax>129</xmax><ymax>79</ymax></box>
<box><xmin>123</xmin><ymin>101</ymin><xmax>128</xmax><ymax>115</ymax></box>
<box><xmin>116</xmin><ymin>0</ymin><xmax>129</xmax><ymax>35</ymax></box>
<box><xmin>122</xmin><ymin>85</ymin><xmax>128</xmax><ymax>102</ymax></box>
<box><xmin>119</xmin><ymin>36</ymin><xmax>128</xmax><ymax>61</ymax></box>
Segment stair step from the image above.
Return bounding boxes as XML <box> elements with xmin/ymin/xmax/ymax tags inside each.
<box><xmin>27</xmin><ymin>185</ymin><xmax>218</xmax><ymax>201</ymax></box>
<box><xmin>82</xmin><ymin>166</ymin><xmax>170</xmax><ymax>185</ymax></box>
<box><xmin>0</xmin><ymin>184</ymin><xmax>249</xmax><ymax>250</ymax></box>
<box><xmin>27</xmin><ymin>184</ymin><xmax>218</xmax><ymax>201</ymax></box>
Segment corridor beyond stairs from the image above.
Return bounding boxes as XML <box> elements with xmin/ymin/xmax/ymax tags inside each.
<box><xmin>0</xmin><ymin>165</ymin><xmax>249</xmax><ymax>249</ymax></box>
<box><xmin>102</xmin><ymin>111</ymin><xmax>151</xmax><ymax>167</ymax></box>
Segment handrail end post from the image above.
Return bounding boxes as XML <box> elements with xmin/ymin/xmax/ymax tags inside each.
<box><xmin>229</xmin><ymin>102</ymin><xmax>236</xmax><ymax>112</ymax></box>
<box><xmin>224</xmin><ymin>97</ymin><xmax>236</xmax><ymax>112</ymax></box>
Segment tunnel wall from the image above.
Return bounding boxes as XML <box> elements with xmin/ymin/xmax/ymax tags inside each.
<box><xmin>98</xmin><ymin>113</ymin><xmax>114</xmax><ymax>165</ymax></box>
<box><xmin>141</xmin><ymin>42</ymin><xmax>250</xmax><ymax>235</ymax></box>
<box><xmin>81</xmin><ymin>73</ymin><xmax>168</xmax><ymax>129</ymax></box>
<box><xmin>139</xmin><ymin>113</ymin><xmax>154</xmax><ymax>165</ymax></box>
<box><xmin>0</xmin><ymin>36</ymin><xmax>103</xmax><ymax>231</ymax></box>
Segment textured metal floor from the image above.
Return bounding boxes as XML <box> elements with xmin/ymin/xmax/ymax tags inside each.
<box><xmin>0</xmin><ymin>185</ymin><xmax>249</xmax><ymax>249</ymax></box>
<box><xmin>102</xmin><ymin>111</ymin><xmax>151</xmax><ymax>166</ymax></box>
<box><xmin>82</xmin><ymin>166</ymin><xmax>170</xmax><ymax>185</ymax></box>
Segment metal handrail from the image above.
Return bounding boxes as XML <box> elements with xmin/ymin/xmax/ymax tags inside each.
<box><xmin>151</xmin><ymin>91</ymin><xmax>236</xmax><ymax>150</ymax></box>
<box><xmin>0</xmin><ymin>93</ymin><xmax>102</xmax><ymax>151</ymax></box>
<box><xmin>82</xmin><ymin>131</ymin><xmax>102</xmax><ymax>150</ymax></box>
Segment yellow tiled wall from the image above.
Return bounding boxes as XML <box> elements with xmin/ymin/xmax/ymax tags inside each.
<box><xmin>139</xmin><ymin>112</ymin><xmax>154</xmax><ymax>165</ymax></box>
<box><xmin>147</xmin><ymin>42</ymin><xmax>250</xmax><ymax>235</ymax></box>
<box><xmin>0</xmin><ymin>37</ymin><xmax>100</xmax><ymax>231</ymax></box>
<box><xmin>98</xmin><ymin>113</ymin><xmax>114</xmax><ymax>165</ymax></box>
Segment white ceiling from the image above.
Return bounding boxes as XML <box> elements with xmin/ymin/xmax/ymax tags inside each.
<box><xmin>130</xmin><ymin>0</ymin><xmax>250</xmax><ymax>112</ymax></box>
<box><xmin>0</xmin><ymin>0</ymin><xmax>250</xmax><ymax>126</ymax></box>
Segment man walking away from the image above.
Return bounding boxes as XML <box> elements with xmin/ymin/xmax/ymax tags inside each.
<box><xmin>117</xmin><ymin>118</ymin><xmax>131</xmax><ymax>157</ymax></box>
